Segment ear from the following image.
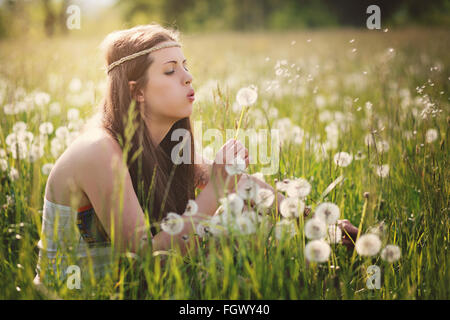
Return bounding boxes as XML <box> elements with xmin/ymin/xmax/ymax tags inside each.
<box><xmin>128</xmin><ymin>81</ymin><xmax>145</xmax><ymax>103</ymax></box>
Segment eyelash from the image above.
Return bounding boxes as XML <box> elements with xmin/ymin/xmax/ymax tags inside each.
<box><xmin>165</xmin><ymin>66</ymin><xmax>189</xmax><ymax>75</ymax></box>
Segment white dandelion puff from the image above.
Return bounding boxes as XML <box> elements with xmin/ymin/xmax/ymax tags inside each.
<box><xmin>183</xmin><ymin>199</ymin><xmax>198</xmax><ymax>216</ymax></box>
<box><xmin>160</xmin><ymin>212</ymin><xmax>184</xmax><ymax>235</ymax></box>
<box><xmin>376</xmin><ymin>140</ymin><xmax>389</xmax><ymax>153</ymax></box>
<box><xmin>67</xmin><ymin>108</ymin><xmax>80</xmax><ymax>121</ymax></box>
<box><xmin>326</xmin><ymin>224</ymin><xmax>342</xmax><ymax>244</ymax></box>
<box><xmin>304</xmin><ymin>218</ymin><xmax>327</xmax><ymax>240</ymax></box>
<box><xmin>0</xmin><ymin>159</ymin><xmax>8</xmax><ymax>171</ymax></box>
<box><xmin>333</xmin><ymin>152</ymin><xmax>353</xmax><ymax>167</ymax></box>
<box><xmin>237</xmin><ymin>177</ymin><xmax>259</xmax><ymax>201</ymax></box>
<box><xmin>235</xmin><ymin>216</ymin><xmax>256</xmax><ymax>235</ymax></box>
<box><xmin>314</xmin><ymin>202</ymin><xmax>340</xmax><ymax>225</ymax></box>
<box><xmin>305</xmin><ymin>240</ymin><xmax>331</xmax><ymax>263</ymax></box>
<box><xmin>380</xmin><ymin>244</ymin><xmax>401</xmax><ymax>263</ymax></box>
<box><xmin>280</xmin><ymin>197</ymin><xmax>305</xmax><ymax>219</ymax></box>
<box><xmin>220</xmin><ymin>193</ymin><xmax>244</xmax><ymax>215</ymax></box>
<box><xmin>9</xmin><ymin>167</ymin><xmax>19</xmax><ymax>181</ymax></box>
<box><xmin>425</xmin><ymin>128</ymin><xmax>438</xmax><ymax>143</ymax></box>
<box><xmin>375</xmin><ymin>164</ymin><xmax>389</xmax><ymax>178</ymax></box>
<box><xmin>41</xmin><ymin>163</ymin><xmax>54</xmax><ymax>175</ymax></box>
<box><xmin>236</xmin><ymin>86</ymin><xmax>258</xmax><ymax>107</ymax></box>
<box><xmin>276</xmin><ymin>178</ymin><xmax>291</xmax><ymax>193</ymax></box>
<box><xmin>275</xmin><ymin>219</ymin><xmax>296</xmax><ymax>240</ymax></box>
<box><xmin>39</xmin><ymin>122</ymin><xmax>54</xmax><ymax>135</ymax></box>
<box><xmin>224</xmin><ymin>156</ymin><xmax>246</xmax><ymax>176</ymax></box>
<box><xmin>286</xmin><ymin>178</ymin><xmax>311</xmax><ymax>199</ymax></box>
<box><xmin>364</xmin><ymin>134</ymin><xmax>375</xmax><ymax>147</ymax></box>
<box><xmin>255</xmin><ymin>188</ymin><xmax>275</xmax><ymax>209</ymax></box>
<box><xmin>355</xmin><ymin>233</ymin><xmax>382</xmax><ymax>256</ymax></box>
<box><xmin>12</xmin><ymin>121</ymin><xmax>27</xmax><ymax>133</ymax></box>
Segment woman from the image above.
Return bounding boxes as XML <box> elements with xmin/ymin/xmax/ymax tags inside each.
<box><xmin>34</xmin><ymin>24</ymin><xmax>358</xmax><ymax>287</ymax></box>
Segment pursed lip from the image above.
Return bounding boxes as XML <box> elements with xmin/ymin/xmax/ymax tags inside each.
<box><xmin>187</xmin><ymin>89</ymin><xmax>195</xmax><ymax>97</ymax></box>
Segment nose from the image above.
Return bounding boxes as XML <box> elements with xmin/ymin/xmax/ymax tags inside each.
<box><xmin>184</xmin><ymin>70</ymin><xmax>193</xmax><ymax>85</ymax></box>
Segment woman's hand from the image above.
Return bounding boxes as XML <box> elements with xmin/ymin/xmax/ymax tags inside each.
<box><xmin>337</xmin><ymin>219</ymin><xmax>359</xmax><ymax>251</ymax></box>
<box><xmin>209</xmin><ymin>139</ymin><xmax>249</xmax><ymax>194</ymax></box>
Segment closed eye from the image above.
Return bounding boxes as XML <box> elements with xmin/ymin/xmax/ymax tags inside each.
<box><xmin>165</xmin><ymin>65</ymin><xmax>189</xmax><ymax>75</ymax></box>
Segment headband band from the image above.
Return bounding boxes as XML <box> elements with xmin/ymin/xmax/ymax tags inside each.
<box><xmin>106</xmin><ymin>41</ymin><xmax>182</xmax><ymax>73</ymax></box>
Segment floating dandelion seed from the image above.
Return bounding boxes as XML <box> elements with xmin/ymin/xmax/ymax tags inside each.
<box><xmin>275</xmin><ymin>219</ymin><xmax>296</xmax><ymax>240</ymax></box>
<box><xmin>255</xmin><ymin>188</ymin><xmax>275</xmax><ymax>209</ymax></box>
<box><xmin>314</xmin><ymin>202</ymin><xmax>340</xmax><ymax>225</ymax></box>
<box><xmin>375</xmin><ymin>164</ymin><xmax>389</xmax><ymax>178</ymax></box>
<box><xmin>355</xmin><ymin>234</ymin><xmax>382</xmax><ymax>256</ymax></box>
<box><xmin>333</xmin><ymin>152</ymin><xmax>353</xmax><ymax>167</ymax></box>
<box><xmin>183</xmin><ymin>199</ymin><xmax>198</xmax><ymax>216</ymax></box>
<box><xmin>286</xmin><ymin>178</ymin><xmax>311</xmax><ymax>199</ymax></box>
<box><xmin>305</xmin><ymin>240</ymin><xmax>331</xmax><ymax>263</ymax></box>
<box><xmin>305</xmin><ymin>218</ymin><xmax>327</xmax><ymax>240</ymax></box>
<box><xmin>425</xmin><ymin>128</ymin><xmax>438</xmax><ymax>143</ymax></box>
<box><xmin>326</xmin><ymin>224</ymin><xmax>342</xmax><ymax>244</ymax></box>
<box><xmin>280</xmin><ymin>197</ymin><xmax>305</xmax><ymax>219</ymax></box>
<box><xmin>161</xmin><ymin>212</ymin><xmax>184</xmax><ymax>235</ymax></box>
<box><xmin>381</xmin><ymin>244</ymin><xmax>401</xmax><ymax>263</ymax></box>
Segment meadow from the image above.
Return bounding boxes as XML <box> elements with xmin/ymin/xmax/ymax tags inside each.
<box><xmin>0</xmin><ymin>27</ymin><xmax>448</xmax><ymax>299</ymax></box>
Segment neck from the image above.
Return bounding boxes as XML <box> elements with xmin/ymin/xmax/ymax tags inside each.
<box><xmin>144</xmin><ymin>114</ymin><xmax>177</xmax><ymax>146</ymax></box>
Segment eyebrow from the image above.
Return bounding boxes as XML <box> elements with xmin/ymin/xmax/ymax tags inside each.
<box><xmin>164</xmin><ymin>59</ymin><xmax>187</xmax><ymax>64</ymax></box>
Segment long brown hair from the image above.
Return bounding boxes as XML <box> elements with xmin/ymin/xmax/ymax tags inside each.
<box><xmin>99</xmin><ymin>24</ymin><xmax>196</xmax><ymax>230</ymax></box>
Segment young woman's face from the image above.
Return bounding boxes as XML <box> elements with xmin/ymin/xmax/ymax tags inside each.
<box><xmin>140</xmin><ymin>43</ymin><xmax>194</xmax><ymax>123</ymax></box>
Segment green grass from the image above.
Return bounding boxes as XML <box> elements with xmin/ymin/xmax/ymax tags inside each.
<box><xmin>0</xmin><ymin>27</ymin><xmax>448</xmax><ymax>299</ymax></box>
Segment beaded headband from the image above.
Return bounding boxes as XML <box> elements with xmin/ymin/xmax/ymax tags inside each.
<box><xmin>106</xmin><ymin>41</ymin><xmax>182</xmax><ymax>74</ymax></box>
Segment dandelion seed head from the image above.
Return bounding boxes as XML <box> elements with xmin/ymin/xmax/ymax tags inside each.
<box><xmin>280</xmin><ymin>197</ymin><xmax>305</xmax><ymax>219</ymax></box>
<box><xmin>314</xmin><ymin>202</ymin><xmax>340</xmax><ymax>225</ymax></box>
<box><xmin>161</xmin><ymin>212</ymin><xmax>184</xmax><ymax>235</ymax></box>
<box><xmin>305</xmin><ymin>240</ymin><xmax>331</xmax><ymax>263</ymax></box>
<box><xmin>236</xmin><ymin>86</ymin><xmax>258</xmax><ymax>107</ymax></box>
<box><xmin>183</xmin><ymin>199</ymin><xmax>198</xmax><ymax>216</ymax></box>
<box><xmin>381</xmin><ymin>244</ymin><xmax>401</xmax><ymax>263</ymax></box>
<box><xmin>286</xmin><ymin>178</ymin><xmax>311</xmax><ymax>199</ymax></box>
<box><xmin>305</xmin><ymin>218</ymin><xmax>327</xmax><ymax>240</ymax></box>
<box><xmin>333</xmin><ymin>152</ymin><xmax>353</xmax><ymax>167</ymax></box>
<box><xmin>275</xmin><ymin>219</ymin><xmax>296</xmax><ymax>240</ymax></box>
<box><xmin>255</xmin><ymin>188</ymin><xmax>275</xmax><ymax>209</ymax></box>
<box><xmin>425</xmin><ymin>128</ymin><xmax>438</xmax><ymax>143</ymax></box>
<box><xmin>355</xmin><ymin>233</ymin><xmax>382</xmax><ymax>256</ymax></box>
<box><xmin>326</xmin><ymin>224</ymin><xmax>342</xmax><ymax>244</ymax></box>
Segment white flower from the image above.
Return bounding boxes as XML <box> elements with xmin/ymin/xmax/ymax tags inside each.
<box><xmin>67</xmin><ymin>108</ymin><xmax>80</xmax><ymax>121</ymax></box>
<box><xmin>195</xmin><ymin>220</ymin><xmax>210</xmax><ymax>238</ymax></box>
<box><xmin>425</xmin><ymin>128</ymin><xmax>438</xmax><ymax>143</ymax></box>
<box><xmin>305</xmin><ymin>240</ymin><xmax>331</xmax><ymax>263</ymax></box>
<box><xmin>255</xmin><ymin>188</ymin><xmax>275</xmax><ymax>209</ymax></box>
<box><xmin>280</xmin><ymin>197</ymin><xmax>305</xmax><ymax>219</ymax></box>
<box><xmin>49</xmin><ymin>102</ymin><xmax>61</xmax><ymax>116</ymax></box>
<box><xmin>236</xmin><ymin>86</ymin><xmax>258</xmax><ymax>107</ymax></box>
<box><xmin>274</xmin><ymin>219</ymin><xmax>296</xmax><ymax>240</ymax></box>
<box><xmin>29</xmin><ymin>142</ymin><xmax>44</xmax><ymax>162</ymax></box>
<box><xmin>9</xmin><ymin>167</ymin><xmax>19</xmax><ymax>181</ymax></box>
<box><xmin>39</xmin><ymin>122</ymin><xmax>54</xmax><ymax>135</ymax></box>
<box><xmin>9</xmin><ymin>141</ymin><xmax>28</xmax><ymax>160</ymax></box>
<box><xmin>160</xmin><ymin>212</ymin><xmax>184</xmax><ymax>235</ymax></box>
<box><xmin>354</xmin><ymin>151</ymin><xmax>366</xmax><ymax>160</ymax></box>
<box><xmin>183</xmin><ymin>199</ymin><xmax>198</xmax><ymax>216</ymax></box>
<box><xmin>355</xmin><ymin>234</ymin><xmax>382</xmax><ymax>256</ymax></box>
<box><xmin>326</xmin><ymin>224</ymin><xmax>342</xmax><ymax>244</ymax></box>
<box><xmin>0</xmin><ymin>148</ymin><xmax>6</xmax><ymax>159</ymax></box>
<box><xmin>41</xmin><ymin>163</ymin><xmax>54</xmax><ymax>175</ymax></box>
<box><xmin>314</xmin><ymin>202</ymin><xmax>340</xmax><ymax>225</ymax></box>
<box><xmin>224</xmin><ymin>156</ymin><xmax>246</xmax><ymax>176</ymax></box>
<box><xmin>375</xmin><ymin>164</ymin><xmax>389</xmax><ymax>178</ymax></box>
<box><xmin>220</xmin><ymin>193</ymin><xmax>244</xmax><ymax>215</ymax></box>
<box><xmin>235</xmin><ymin>216</ymin><xmax>256</xmax><ymax>235</ymax></box>
<box><xmin>208</xmin><ymin>215</ymin><xmax>227</xmax><ymax>236</ymax></box>
<box><xmin>380</xmin><ymin>244</ymin><xmax>401</xmax><ymax>263</ymax></box>
<box><xmin>286</xmin><ymin>178</ymin><xmax>311</xmax><ymax>199</ymax></box>
<box><xmin>50</xmin><ymin>138</ymin><xmax>64</xmax><ymax>158</ymax></box>
<box><xmin>333</xmin><ymin>152</ymin><xmax>353</xmax><ymax>167</ymax></box>
<box><xmin>237</xmin><ymin>177</ymin><xmax>259</xmax><ymax>201</ymax></box>
<box><xmin>304</xmin><ymin>218</ymin><xmax>327</xmax><ymax>240</ymax></box>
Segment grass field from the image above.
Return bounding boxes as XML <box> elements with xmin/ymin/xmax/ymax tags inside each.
<box><xmin>0</xmin><ymin>27</ymin><xmax>448</xmax><ymax>299</ymax></box>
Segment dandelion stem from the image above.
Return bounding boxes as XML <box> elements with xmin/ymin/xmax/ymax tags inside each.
<box><xmin>234</xmin><ymin>105</ymin><xmax>247</xmax><ymax>140</ymax></box>
<box><xmin>351</xmin><ymin>197</ymin><xmax>368</xmax><ymax>265</ymax></box>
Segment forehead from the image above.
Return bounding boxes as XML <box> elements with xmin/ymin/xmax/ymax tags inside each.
<box><xmin>151</xmin><ymin>46</ymin><xmax>186</xmax><ymax>64</ymax></box>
